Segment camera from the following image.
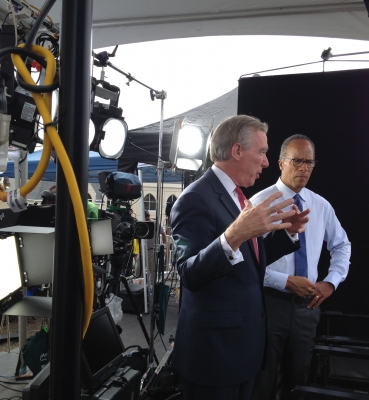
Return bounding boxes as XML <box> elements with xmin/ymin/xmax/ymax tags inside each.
<box><xmin>98</xmin><ymin>171</ymin><xmax>154</xmax><ymax>255</ymax></box>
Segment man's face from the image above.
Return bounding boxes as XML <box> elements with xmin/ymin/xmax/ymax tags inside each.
<box><xmin>236</xmin><ymin>129</ymin><xmax>269</xmax><ymax>188</ymax></box>
<box><xmin>279</xmin><ymin>139</ymin><xmax>315</xmax><ymax>193</ymax></box>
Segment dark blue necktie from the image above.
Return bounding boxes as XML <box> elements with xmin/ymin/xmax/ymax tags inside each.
<box><xmin>294</xmin><ymin>194</ymin><xmax>308</xmax><ymax>278</ymax></box>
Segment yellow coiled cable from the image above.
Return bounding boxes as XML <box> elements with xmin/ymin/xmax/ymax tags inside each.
<box><xmin>0</xmin><ymin>44</ymin><xmax>93</xmax><ymax>338</ymax></box>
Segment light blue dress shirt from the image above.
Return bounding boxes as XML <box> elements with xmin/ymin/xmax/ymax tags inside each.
<box><xmin>250</xmin><ymin>178</ymin><xmax>351</xmax><ymax>291</ymax></box>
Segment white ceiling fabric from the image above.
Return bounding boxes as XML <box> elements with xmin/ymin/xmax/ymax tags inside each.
<box><xmin>29</xmin><ymin>1</ymin><xmax>369</xmax><ymax>48</ymax></box>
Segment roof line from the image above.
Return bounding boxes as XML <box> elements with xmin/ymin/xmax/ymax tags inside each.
<box><xmin>93</xmin><ymin>2</ymin><xmax>365</xmax><ymax>28</ymax></box>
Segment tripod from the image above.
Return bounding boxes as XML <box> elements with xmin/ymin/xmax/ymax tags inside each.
<box><xmin>106</xmin><ymin>253</ymin><xmax>160</xmax><ymax>366</ymax></box>
<box><xmin>138</xmin><ymin>245</ymin><xmax>182</xmax><ymax>400</ymax></box>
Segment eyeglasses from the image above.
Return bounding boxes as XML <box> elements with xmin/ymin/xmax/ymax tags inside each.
<box><xmin>283</xmin><ymin>158</ymin><xmax>317</xmax><ymax>168</ymax></box>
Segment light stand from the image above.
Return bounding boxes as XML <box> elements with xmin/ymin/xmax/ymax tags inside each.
<box><xmin>138</xmin><ymin>167</ymin><xmax>149</xmax><ymax>314</ymax></box>
<box><xmin>92</xmin><ymin>48</ymin><xmax>168</xmax><ymax>371</ymax></box>
<box><xmin>148</xmin><ymin>90</ymin><xmax>167</xmax><ymax>370</ymax></box>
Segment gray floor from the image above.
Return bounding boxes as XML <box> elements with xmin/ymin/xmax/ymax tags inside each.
<box><xmin>0</xmin><ymin>290</ymin><xmax>179</xmax><ymax>399</ymax></box>
<box><xmin>0</xmin><ymin>348</ymin><xmax>27</xmax><ymax>399</ymax></box>
<box><xmin>120</xmin><ymin>294</ymin><xmax>179</xmax><ymax>362</ymax></box>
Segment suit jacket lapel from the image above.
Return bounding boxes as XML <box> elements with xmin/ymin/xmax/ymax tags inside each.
<box><xmin>204</xmin><ymin>169</ymin><xmax>239</xmax><ymax>220</ymax></box>
<box><xmin>204</xmin><ymin>169</ymin><xmax>261</xmax><ymax>264</ymax></box>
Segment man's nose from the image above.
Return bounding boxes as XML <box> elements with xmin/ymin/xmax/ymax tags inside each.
<box><xmin>262</xmin><ymin>155</ymin><xmax>269</xmax><ymax>168</ymax></box>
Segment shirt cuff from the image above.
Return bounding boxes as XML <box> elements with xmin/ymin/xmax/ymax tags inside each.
<box><xmin>285</xmin><ymin>230</ymin><xmax>299</xmax><ymax>242</ymax></box>
<box><xmin>220</xmin><ymin>233</ymin><xmax>244</xmax><ymax>265</ymax></box>
<box><xmin>324</xmin><ymin>272</ymin><xmax>341</xmax><ymax>290</ymax></box>
<box><xmin>264</xmin><ymin>269</ymin><xmax>289</xmax><ymax>291</ymax></box>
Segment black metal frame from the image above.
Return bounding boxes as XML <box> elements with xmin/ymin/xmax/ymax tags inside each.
<box><xmin>49</xmin><ymin>1</ymin><xmax>92</xmax><ymax>399</ymax></box>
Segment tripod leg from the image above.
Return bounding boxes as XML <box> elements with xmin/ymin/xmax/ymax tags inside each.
<box><xmin>120</xmin><ymin>277</ymin><xmax>159</xmax><ymax>365</ymax></box>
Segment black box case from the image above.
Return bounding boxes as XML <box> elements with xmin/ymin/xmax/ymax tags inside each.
<box><xmin>81</xmin><ymin>366</ymin><xmax>142</xmax><ymax>400</ymax></box>
<box><xmin>119</xmin><ymin>283</ymin><xmax>146</xmax><ymax>314</ymax></box>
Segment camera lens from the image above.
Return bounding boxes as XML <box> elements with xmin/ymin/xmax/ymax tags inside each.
<box><xmin>135</xmin><ymin>222</ymin><xmax>149</xmax><ymax>238</ymax></box>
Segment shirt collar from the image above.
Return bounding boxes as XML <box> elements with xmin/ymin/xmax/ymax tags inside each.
<box><xmin>212</xmin><ymin>165</ymin><xmax>237</xmax><ymax>196</ymax></box>
<box><xmin>276</xmin><ymin>177</ymin><xmax>307</xmax><ymax>203</ymax></box>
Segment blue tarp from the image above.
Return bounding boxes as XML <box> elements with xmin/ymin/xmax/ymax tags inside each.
<box><xmin>3</xmin><ymin>150</ymin><xmax>183</xmax><ymax>183</ymax></box>
<box><xmin>3</xmin><ymin>87</ymin><xmax>238</xmax><ymax>184</ymax></box>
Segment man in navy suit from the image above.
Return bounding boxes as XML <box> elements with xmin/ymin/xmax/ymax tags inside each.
<box><xmin>170</xmin><ymin>115</ymin><xmax>310</xmax><ymax>400</ymax></box>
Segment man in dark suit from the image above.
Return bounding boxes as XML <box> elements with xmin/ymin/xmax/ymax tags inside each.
<box><xmin>170</xmin><ymin>115</ymin><xmax>310</xmax><ymax>400</ymax></box>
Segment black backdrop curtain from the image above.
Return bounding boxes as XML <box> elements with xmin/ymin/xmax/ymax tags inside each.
<box><xmin>238</xmin><ymin>68</ymin><xmax>369</xmax><ymax>322</ymax></box>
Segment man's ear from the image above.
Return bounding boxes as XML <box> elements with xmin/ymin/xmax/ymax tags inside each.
<box><xmin>231</xmin><ymin>143</ymin><xmax>242</xmax><ymax>161</ymax></box>
<box><xmin>278</xmin><ymin>159</ymin><xmax>284</xmax><ymax>171</ymax></box>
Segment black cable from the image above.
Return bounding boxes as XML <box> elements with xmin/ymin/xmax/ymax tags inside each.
<box><xmin>24</xmin><ymin>0</ymin><xmax>57</xmax><ymax>50</ymax></box>
<box><xmin>327</xmin><ymin>59</ymin><xmax>369</xmax><ymax>62</ymax></box>
<box><xmin>36</xmin><ymin>33</ymin><xmax>59</xmax><ymax>58</ymax></box>
<box><xmin>16</xmin><ymin>69</ymin><xmax>59</xmax><ymax>93</ymax></box>
<box><xmin>158</xmin><ymin>330</ymin><xmax>167</xmax><ymax>351</ymax></box>
<box><xmin>128</xmin><ymin>138</ymin><xmax>163</xmax><ymax>161</ymax></box>
<box><xmin>120</xmin><ymin>246</ymin><xmax>140</xmax><ymax>279</ymax></box>
<box><xmin>105</xmin><ymin>293</ymin><xmax>115</xmax><ymax>306</ymax></box>
<box><xmin>164</xmin><ymin>393</ymin><xmax>181</xmax><ymax>400</ymax></box>
<box><xmin>1</xmin><ymin>12</ymin><xmax>11</xmax><ymax>27</ymax></box>
<box><xmin>10</xmin><ymin>0</ymin><xmax>59</xmax><ymax>93</ymax></box>
<box><xmin>124</xmin><ymin>267</ymin><xmax>140</xmax><ymax>279</ymax></box>
<box><xmin>0</xmin><ymin>382</ymin><xmax>23</xmax><ymax>392</ymax></box>
<box><xmin>0</xmin><ymin>397</ymin><xmax>22</xmax><ymax>400</ymax></box>
<box><xmin>18</xmin><ymin>151</ymin><xmax>28</xmax><ymax>165</ymax></box>
<box><xmin>327</xmin><ymin>50</ymin><xmax>369</xmax><ymax>58</ymax></box>
<box><xmin>0</xmin><ymin>47</ymin><xmax>46</xmax><ymax>67</ymax></box>
<box><xmin>0</xmin><ymin>379</ymin><xmax>27</xmax><ymax>386</ymax></box>
<box><xmin>32</xmin><ymin>69</ymin><xmax>41</xmax><ymax>85</ymax></box>
<box><xmin>164</xmin><ymin>263</ymin><xmax>175</xmax><ymax>284</ymax></box>
<box><xmin>239</xmin><ymin>60</ymin><xmax>324</xmax><ymax>79</ymax></box>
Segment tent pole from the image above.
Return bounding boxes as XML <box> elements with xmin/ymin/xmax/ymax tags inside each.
<box><xmin>49</xmin><ymin>0</ymin><xmax>92</xmax><ymax>399</ymax></box>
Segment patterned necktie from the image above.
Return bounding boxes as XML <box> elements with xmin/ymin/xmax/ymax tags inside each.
<box><xmin>234</xmin><ymin>186</ymin><xmax>259</xmax><ymax>262</ymax></box>
<box><xmin>293</xmin><ymin>194</ymin><xmax>308</xmax><ymax>277</ymax></box>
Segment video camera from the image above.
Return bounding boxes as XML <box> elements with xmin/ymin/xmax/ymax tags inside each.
<box><xmin>98</xmin><ymin>171</ymin><xmax>154</xmax><ymax>255</ymax></box>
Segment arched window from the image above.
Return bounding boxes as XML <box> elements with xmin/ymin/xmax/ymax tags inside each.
<box><xmin>167</xmin><ymin>195</ymin><xmax>177</xmax><ymax>204</ymax></box>
<box><xmin>144</xmin><ymin>193</ymin><xmax>156</xmax><ymax>211</ymax></box>
<box><xmin>165</xmin><ymin>195</ymin><xmax>177</xmax><ymax>218</ymax></box>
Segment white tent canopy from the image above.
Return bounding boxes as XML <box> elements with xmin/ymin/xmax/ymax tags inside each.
<box><xmin>20</xmin><ymin>1</ymin><xmax>369</xmax><ymax>49</ymax></box>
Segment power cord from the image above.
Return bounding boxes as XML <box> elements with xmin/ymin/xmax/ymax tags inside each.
<box><xmin>0</xmin><ymin>44</ymin><xmax>93</xmax><ymax>338</ymax></box>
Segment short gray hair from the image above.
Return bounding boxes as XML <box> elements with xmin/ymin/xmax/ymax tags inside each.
<box><xmin>210</xmin><ymin>115</ymin><xmax>268</xmax><ymax>162</ymax></box>
<box><xmin>279</xmin><ymin>134</ymin><xmax>315</xmax><ymax>159</ymax></box>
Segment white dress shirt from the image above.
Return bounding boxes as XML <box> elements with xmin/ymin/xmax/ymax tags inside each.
<box><xmin>250</xmin><ymin>178</ymin><xmax>351</xmax><ymax>291</ymax></box>
<box><xmin>212</xmin><ymin>165</ymin><xmax>245</xmax><ymax>265</ymax></box>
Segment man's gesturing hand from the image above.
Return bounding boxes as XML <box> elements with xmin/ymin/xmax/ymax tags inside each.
<box><xmin>225</xmin><ymin>191</ymin><xmax>296</xmax><ymax>251</ymax></box>
<box><xmin>283</xmin><ymin>204</ymin><xmax>310</xmax><ymax>235</ymax></box>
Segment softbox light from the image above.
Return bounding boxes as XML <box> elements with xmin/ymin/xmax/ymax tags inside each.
<box><xmin>169</xmin><ymin>117</ymin><xmax>212</xmax><ymax>171</ymax></box>
<box><xmin>90</xmin><ymin>101</ymin><xmax>128</xmax><ymax>159</ymax></box>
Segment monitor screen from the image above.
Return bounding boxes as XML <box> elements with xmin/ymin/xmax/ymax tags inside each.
<box><xmin>81</xmin><ymin>307</ymin><xmax>126</xmax><ymax>390</ymax></box>
<box><xmin>90</xmin><ymin>219</ymin><xmax>114</xmax><ymax>256</ymax></box>
<box><xmin>0</xmin><ymin>235</ymin><xmax>21</xmax><ymax>304</ymax></box>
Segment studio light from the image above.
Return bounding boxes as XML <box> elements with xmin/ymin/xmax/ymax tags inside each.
<box><xmin>89</xmin><ymin>101</ymin><xmax>128</xmax><ymax>159</ymax></box>
<box><xmin>169</xmin><ymin>117</ymin><xmax>212</xmax><ymax>171</ymax></box>
<box><xmin>89</xmin><ymin>76</ymin><xmax>128</xmax><ymax>160</ymax></box>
